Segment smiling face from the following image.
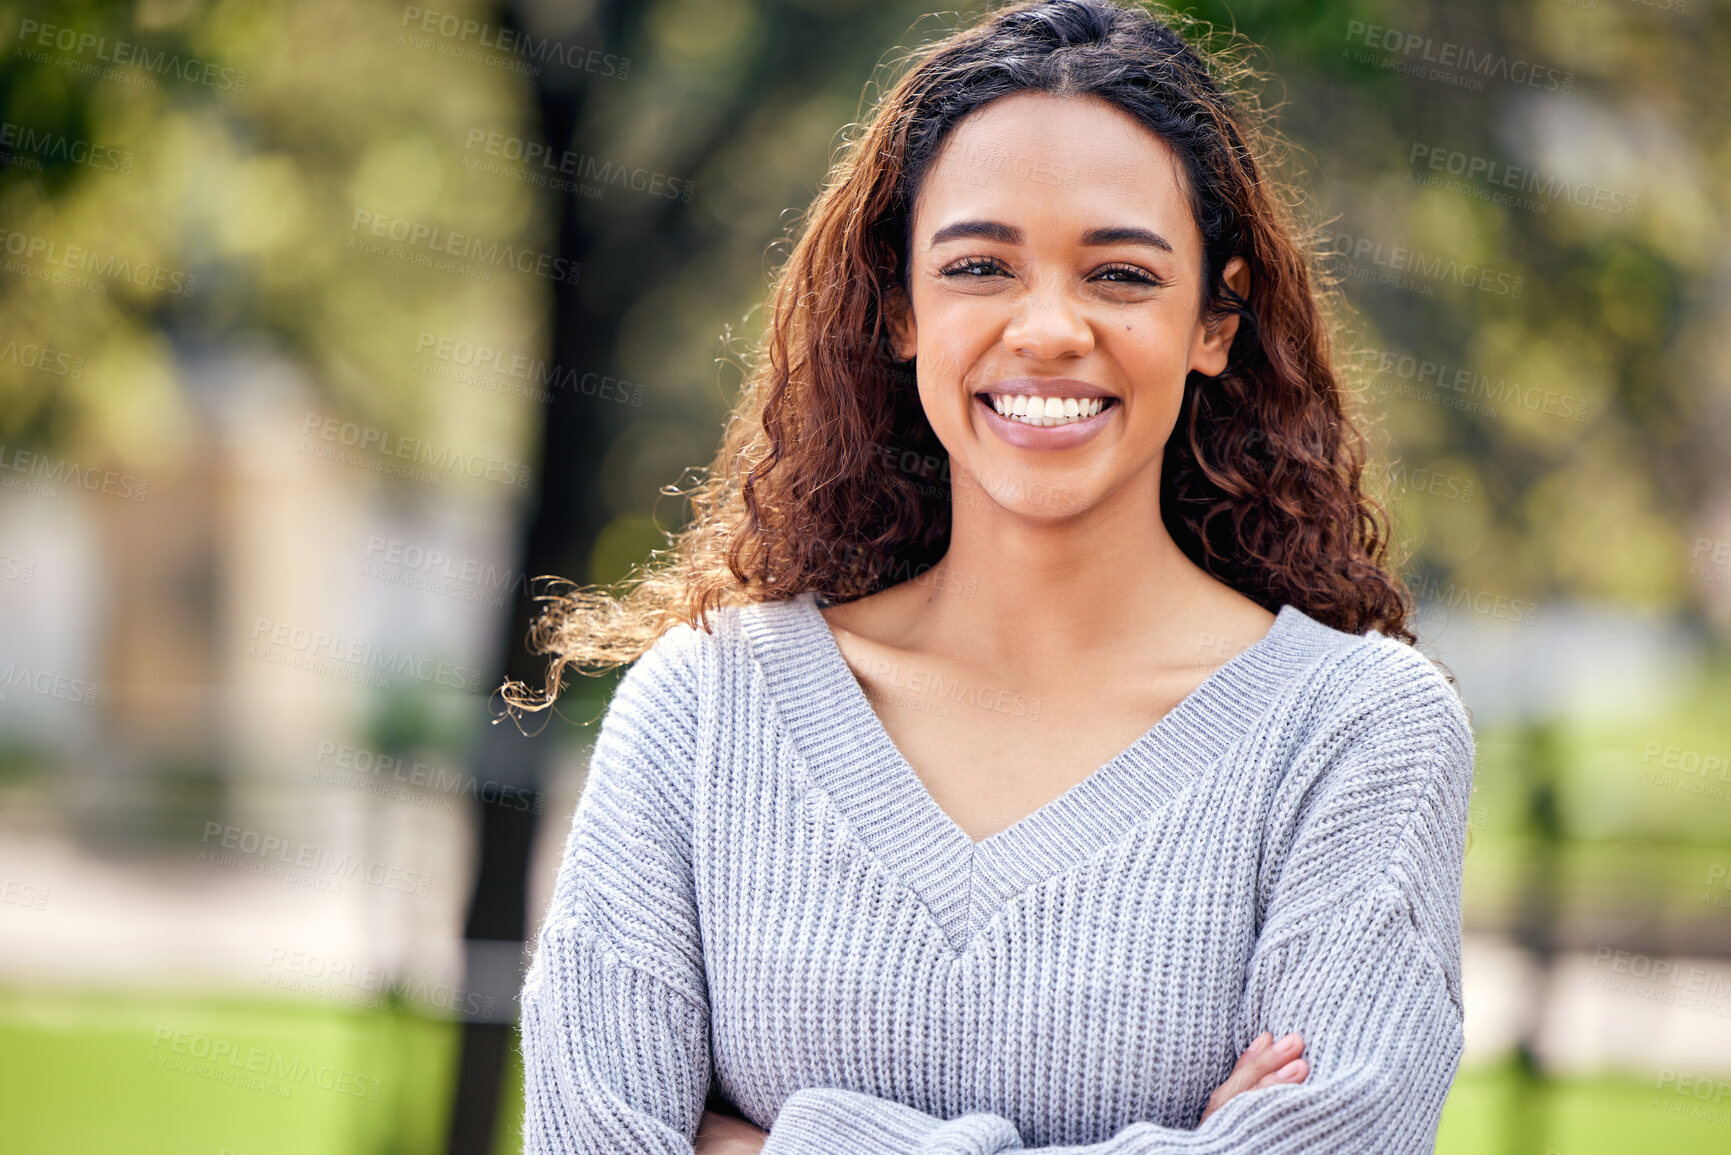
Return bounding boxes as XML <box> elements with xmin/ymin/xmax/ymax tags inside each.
<box><xmin>887</xmin><ymin>91</ymin><xmax>1246</xmax><ymax>519</ymax></box>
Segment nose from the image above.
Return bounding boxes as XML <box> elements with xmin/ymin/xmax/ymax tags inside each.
<box><xmin>1002</xmin><ymin>268</ymin><xmax>1094</xmax><ymax>360</ymax></box>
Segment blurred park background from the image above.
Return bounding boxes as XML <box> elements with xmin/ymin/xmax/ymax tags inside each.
<box><xmin>1</xmin><ymin>0</ymin><xmax>1728</xmax><ymax>1152</ymax></box>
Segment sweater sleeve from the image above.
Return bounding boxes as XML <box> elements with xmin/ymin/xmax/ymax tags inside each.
<box><xmin>519</xmin><ymin>622</ymin><xmax>713</xmax><ymax>1155</ymax></box>
<box><xmin>760</xmin><ymin>642</ymin><xmax>1476</xmax><ymax>1155</ymax></box>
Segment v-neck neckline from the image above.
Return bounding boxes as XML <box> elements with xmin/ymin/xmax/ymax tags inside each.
<box><xmin>740</xmin><ymin>589</ymin><xmax>1337</xmax><ymax>953</ymax></box>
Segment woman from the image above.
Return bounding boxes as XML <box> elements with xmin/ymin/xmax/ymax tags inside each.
<box><xmin>514</xmin><ymin>1</ymin><xmax>1474</xmax><ymax>1152</ymax></box>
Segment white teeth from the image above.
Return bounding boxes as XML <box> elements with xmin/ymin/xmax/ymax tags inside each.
<box><xmin>988</xmin><ymin>393</ymin><xmax>1108</xmax><ymax>426</ymax></box>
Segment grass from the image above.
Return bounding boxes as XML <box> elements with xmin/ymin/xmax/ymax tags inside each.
<box><xmin>0</xmin><ymin>988</ymin><xmax>520</xmax><ymax>1155</ymax></box>
<box><xmin>1438</xmin><ymin>1056</ymin><xmax>1731</xmax><ymax>1155</ymax></box>
<box><xmin>3</xmin><ymin>989</ymin><xmax>1728</xmax><ymax>1154</ymax></box>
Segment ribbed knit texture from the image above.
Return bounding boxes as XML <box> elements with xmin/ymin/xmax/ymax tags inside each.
<box><xmin>519</xmin><ymin>590</ymin><xmax>1475</xmax><ymax>1153</ymax></box>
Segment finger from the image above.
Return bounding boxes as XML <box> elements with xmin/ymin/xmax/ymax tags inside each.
<box><xmin>1208</xmin><ymin>1032</ymin><xmax>1306</xmax><ymax>1120</ymax></box>
<box><xmin>1230</xmin><ymin>1031</ymin><xmax>1271</xmax><ymax>1071</ymax></box>
<box><xmin>1237</xmin><ymin>1032</ymin><xmax>1302</xmax><ymax>1081</ymax></box>
<box><xmin>1252</xmin><ymin>1057</ymin><xmax>1309</xmax><ymax>1089</ymax></box>
<box><xmin>1213</xmin><ymin>1035</ymin><xmax>1286</xmax><ymax>1107</ymax></box>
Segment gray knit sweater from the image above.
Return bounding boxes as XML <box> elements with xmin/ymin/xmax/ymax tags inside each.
<box><xmin>518</xmin><ymin>590</ymin><xmax>1475</xmax><ymax>1153</ymax></box>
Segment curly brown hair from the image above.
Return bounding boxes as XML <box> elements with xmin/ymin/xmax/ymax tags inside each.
<box><xmin>506</xmin><ymin>0</ymin><xmax>1414</xmax><ymax>712</ymax></box>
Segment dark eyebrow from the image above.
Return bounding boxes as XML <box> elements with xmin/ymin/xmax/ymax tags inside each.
<box><xmin>927</xmin><ymin>219</ymin><xmax>1173</xmax><ymax>254</ymax></box>
<box><xmin>928</xmin><ymin>219</ymin><xmax>1021</xmax><ymax>247</ymax></box>
<box><xmin>1080</xmin><ymin>225</ymin><xmax>1173</xmax><ymax>253</ymax></box>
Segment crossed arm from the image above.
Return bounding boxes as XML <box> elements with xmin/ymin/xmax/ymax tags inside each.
<box><xmin>522</xmin><ymin>861</ymin><xmax>1464</xmax><ymax>1154</ymax></box>
<box><xmin>693</xmin><ymin>1032</ymin><xmax>1313</xmax><ymax>1154</ymax></box>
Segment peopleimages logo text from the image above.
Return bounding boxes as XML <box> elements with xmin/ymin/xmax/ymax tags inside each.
<box><xmin>463</xmin><ymin>130</ymin><xmax>693</xmax><ymax>202</ymax></box>
<box><xmin>16</xmin><ymin>20</ymin><xmax>249</xmax><ymax>91</ymax></box>
<box><xmin>0</xmin><ymin>120</ymin><xmax>131</xmax><ymax>173</ymax></box>
<box><xmin>150</xmin><ymin>1027</ymin><xmax>381</xmax><ymax>1099</ymax></box>
<box><xmin>1321</xmin><ymin>230</ymin><xmax>1525</xmax><ymax>298</ymax></box>
<box><xmin>399</xmin><ymin>6</ymin><xmax>630</xmax><ymax>78</ymax></box>
<box><xmin>0</xmin><ymin>444</ymin><xmax>149</xmax><ymax>500</ymax></box>
<box><xmin>1409</xmin><ymin>144</ymin><xmax>1638</xmax><ymax>217</ymax></box>
<box><xmin>301</xmin><ymin>415</ymin><xmax>532</xmax><ymax>489</ymax></box>
<box><xmin>315</xmin><ymin>740</ymin><xmax>539</xmax><ymax>813</ymax></box>
<box><xmin>250</xmin><ymin>616</ymin><xmax>484</xmax><ymax>694</ymax></box>
<box><xmin>201</xmin><ymin>822</ymin><xmax>433</xmax><ymax>897</ymax></box>
<box><xmin>0</xmin><ymin>226</ymin><xmax>197</xmax><ymax>295</ymax></box>
<box><xmin>1343</xmin><ymin>21</ymin><xmax>1572</xmax><ymax>93</ymax></box>
<box><xmin>350</xmin><ymin>211</ymin><xmax>580</xmax><ymax>285</ymax></box>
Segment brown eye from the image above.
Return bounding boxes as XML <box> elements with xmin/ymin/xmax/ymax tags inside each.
<box><xmin>940</xmin><ymin>256</ymin><xmax>1009</xmax><ymax>277</ymax></box>
<box><xmin>1095</xmin><ymin>263</ymin><xmax>1165</xmax><ymax>287</ymax></box>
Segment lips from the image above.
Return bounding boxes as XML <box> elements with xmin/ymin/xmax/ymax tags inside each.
<box><xmin>974</xmin><ymin>390</ymin><xmax>1117</xmax><ymax>450</ymax></box>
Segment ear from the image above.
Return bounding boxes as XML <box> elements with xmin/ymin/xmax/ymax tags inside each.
<box><xmin>1188</xmin><ymin>256</ymin><xmax>1249</xmax><ymax>378</ymax></box>
<box><xmin>884</xmin><ymin>281</ymin><xmax>917</xmax><ymax>362</ymax></box>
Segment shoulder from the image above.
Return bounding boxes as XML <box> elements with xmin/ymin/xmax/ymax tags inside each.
<box><xmin>586</xmin><ymin>596</ymin><xmax>807</xmax><ymax>825</ymax></box>
<box><xmin>1276</xmin><ymin>609</ymin><xmax>1474</xmax><ymax>768</ymax></box>
<box><xmin>1254</xmin><ymin>612</ymin><xmax>1476</xmax><ymax>915</ymax></box>
<box><xmin>591</xmin><ymin>606</ymin><xmax>733</xmax><ymax>773</ymax></box>
<box><xmin>611</xmin><ymin>596</ymin><xmax>760</xmax><ymax>700</ymax></box>
<box><xmin>603</xmin><ymin>593</ymin><xmax>810</xmax><ymax>735</ymax></box>
<box><xmin>1254</xmin><ymin>613</ymin><xmax>1476</xmax><ymax>886</ymax></box>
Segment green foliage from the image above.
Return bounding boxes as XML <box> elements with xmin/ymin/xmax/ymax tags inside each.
<box><xmin>6</xmin><ymin>0</ymin><xmax>1724</xmax><ymax>615</ymax></box>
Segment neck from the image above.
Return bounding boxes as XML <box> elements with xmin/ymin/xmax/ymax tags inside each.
<box><xmin>911</xmin><ymin>462</ymin><xmax>1225</xmax><ymax>668</ymax></box>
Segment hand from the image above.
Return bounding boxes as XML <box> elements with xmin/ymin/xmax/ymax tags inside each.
<box><xmin>1199</xmin><ymin>1031</ymin><xmax>1309</xmax><ymax>1125</ymax></box>
<box><xmin>695</xmin><ymin>1108</ymin><xmax>770</xmax><ymax>1154</ymax></box>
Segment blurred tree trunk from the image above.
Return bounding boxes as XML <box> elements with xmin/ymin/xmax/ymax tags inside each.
<box><xmin>442</xmin><ymin>1</ymin><xmax>879</xmax><ymax>1149</ymax></box>
<box><xmin>442</xmin><ymin>4</ymin><xmax>632</xmax><ymax>1150</ymax></box>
